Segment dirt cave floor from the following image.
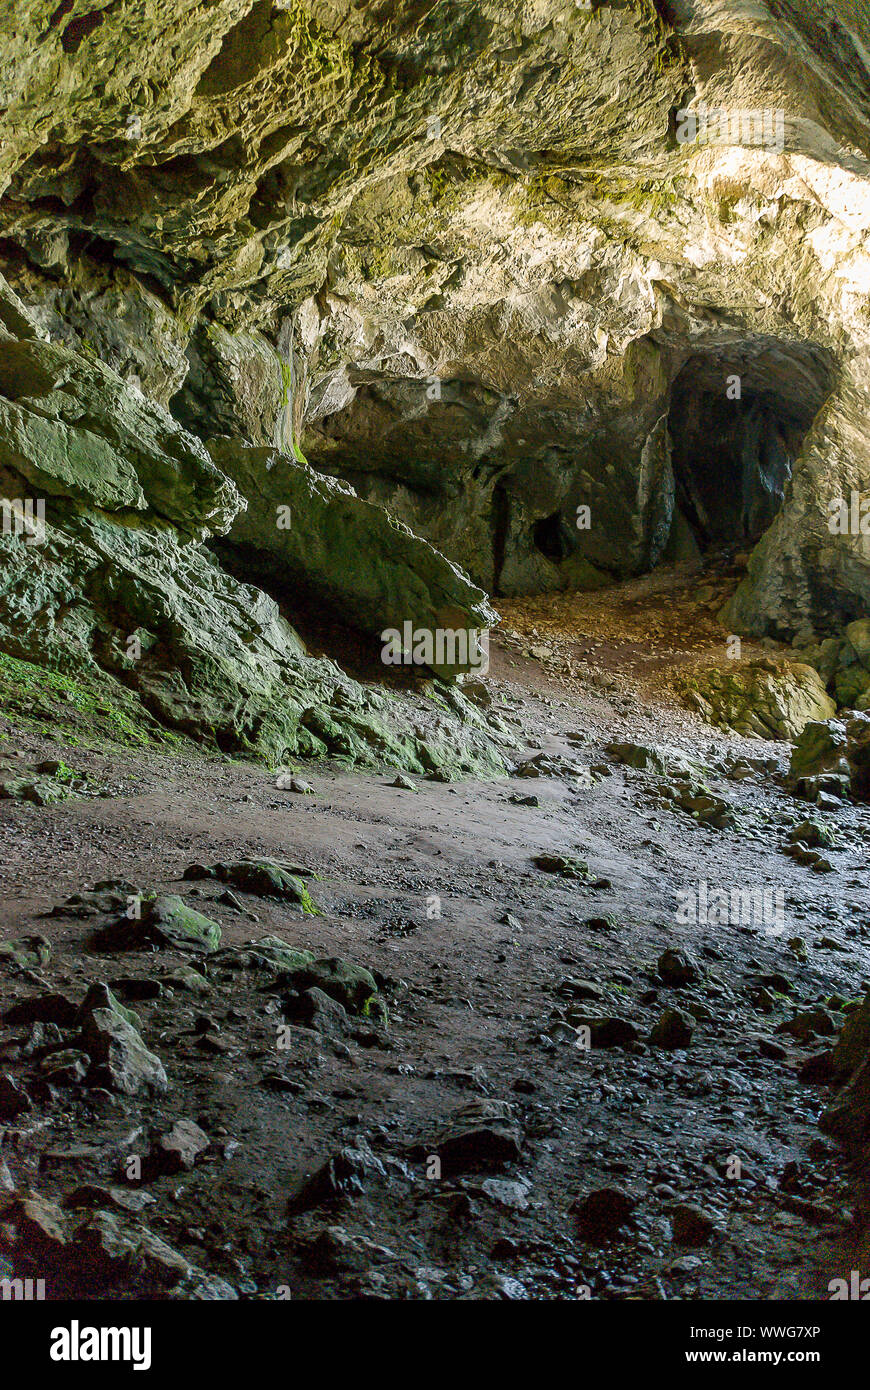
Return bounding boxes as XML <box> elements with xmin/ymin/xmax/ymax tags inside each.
<box><xmin>1</xmin><ymin>565</ymin><xmax>870</xmax><ymax>1302</ymax></box>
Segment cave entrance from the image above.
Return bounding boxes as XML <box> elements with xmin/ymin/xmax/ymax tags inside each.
<box><xmin>666</xmin><ymin>339</ymin><xmax>835</xmax><ymax>555</ymax></box>
<box><xmin>532</xmin><ymin>510</ymin><xmax>574</xmax><ymax>561</ymax></box>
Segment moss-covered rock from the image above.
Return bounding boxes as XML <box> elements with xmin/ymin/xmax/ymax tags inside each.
<box><xmin>76</xmin><ymin>982</ymin><xmax>141</xmax><ymax>1033</ymax></box>
<box><xmin>794</xmin><ymin>621</ymin><xmax>870</xmax><ymax>713</ymax></box>
<box><xmin>678</xmin><ymin>661</ymin><xmax>835</xmax><ymax>740</ymax></box>
<box><xmin>0</xmin><ymin>336</ymin><xmax>240</xmax><ymax>534</ymax></box>
<box><xmin>94</xmin><ymin>895</ymin><xmax>222</xmax><ymax>954</ymax></box>
<box><xmin>0</xmin><ymin>498</ymin><xmax>506</xmax><ymax>773</ymax></box>
<box><xmin>273</xmin><ymin>954</ymin><xmax>385</xmax><ymax>1020</ymax></box>
<box><xmin>186</xmin><ymin>860</ymin><xmax>319</xmax><ymax>915</ymax></box>
<box><xmin>206</xmin><ymin>437</ymin><xmax>496</xmax><ymax>678</ymax></box>
<box><xmin>240</xmin><ymin>937</ymin><xmax>316</xmax><ymax>973</ymax></box>
<box><xmin>0</xmin><ymin>934</ymin><xmax>51</xmax><ymax>971</ymax></box>
<box><xmin>789</xmin><ymin>713</ymin><xmax>870</xmax><ymax>802</ymax></box>
<box><xmin>0</xmin><ymin>269</ymin><xmax>508</xmax><ymax>775</ymax></box>
<box><xmin>607</xmin><ymin>741</ymin><xmax>696</xmax><ymax>776</ymax></box>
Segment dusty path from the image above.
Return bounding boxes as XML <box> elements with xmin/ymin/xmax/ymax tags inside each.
<box><xmin>1</xmin><ymin>577</ymin><xmax>868</xmax><ymax>1301</ymax></box>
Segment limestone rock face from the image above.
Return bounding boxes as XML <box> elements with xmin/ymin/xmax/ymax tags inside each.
<box><xmin>789</xmin><ymin>712</ymin><xmax>870</xmax><ymax>802</ymax></box>
<box><xmin>207</xmin><ymin>438</ymin><xmax>496</xmax><ymax>675</ymax></box>
<box><xmin>0</xmin><ymin>324</ymin><xmax>240</xmax><ymax>535</ymax></box>
<box><xmin>677</xmin><ymin>659</ymin><xmax>836</xmax><ymax>740</ymax></box>
<box><xmin>0</xmin><ymin>496</ymin><xmax>504</xmax><ymax>770</ymax></box>
<box><xmin>0</xmin><ymin>286</ymin><xmax>506</xmax><ymax>772</ymax></box>
<box><xmin>1</xmin><ymin>1</ymin><xmax>870</xmax><ymax>696</ymax></box>
<box><xmin>795</xmin><ymin>619</ymin><xmax>870</xmax><ymax>711</ymax></box>
<box><xmin>4</xmin><ymin>256</ymin><xmax>190</xmax><ymax>406</ymax></box>
<box><xmin>172</xmin><ymin>323</ymin><xmax>288</xmax><ymax>446</ymax></box>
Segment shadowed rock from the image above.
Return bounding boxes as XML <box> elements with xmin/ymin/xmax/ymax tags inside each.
<box><xmin>206</xmin><ymin>438</ymin><xmax>497</xmax><ymax>678</ymax></box>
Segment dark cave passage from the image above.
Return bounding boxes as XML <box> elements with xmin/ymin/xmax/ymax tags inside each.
<box><xmin>670</xmin><ymin>381</ymin><xmax>795</xmax><ymax>549</ymax></box>
<box><xmin>666</xmin><ymin>340</ymin><xmax>835</xmax><ymax>556</ymax></box>
<box><xmin>512</xmin><ymin>338</ymin><xmax>838</xmax><ymax>601</ymax></box>
<box><xmin>532</xmin><ymin>510</ymin><xmax>575</xmax><ymax>562</ymax></box>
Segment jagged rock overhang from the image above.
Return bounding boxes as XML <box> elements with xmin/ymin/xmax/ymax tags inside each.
<box><xmin>2</xmin><ymin>1</ymin><xmax>870</xmax><ymax>647</ymax></box>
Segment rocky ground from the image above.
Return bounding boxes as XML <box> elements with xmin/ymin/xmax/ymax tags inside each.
<box><xmin>1</xmin><ymin>568</ymin><xmax>869</xmax><ymax>1302</ymax></box>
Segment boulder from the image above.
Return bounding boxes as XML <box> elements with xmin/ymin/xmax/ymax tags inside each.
<box><xmin>790</xmin><ymin>713</ymin><xmax>870</xmax><ymax>802</ymax></box>
<box><xmin>70</xmin><ymin>1210</ymin><xmax>190</xmax><ymax>1290</ymax></box>
<box><xmin>146</xmin><ymin>1120</ymin><xmax>210</xmax><ymax>1177</ymax></box>
<box><xmin>571</xmin><ymin>1187</ymin><xmax>636</xmax><ymax>1244</ymax></box>
<box><xmin>282</xmin><ymin>987</ymin><xmax>351</xmax><ymax>1036</ymax></box>
<box><xmin>187</xmin><ymin>861</ymin><xmax>317</xmax><ymax>914</ymax></box>
<box><xmin>820</xmin><ymin>1056</ymin><xmax>870</xmax><ymax>1146</ymax></box>
<box><xmin>433</xmin><ymin>1099</ymin><xmax>523</xmax><ymax>1174</ymax></box>
<box><xmin>288</xmin><ymin>1140</ymin><xmax>389</xmax><ymax>1212</ymax></box>
<box><xmin>830</xmin><ymin>996</ymin><xmax>870</xmax><ymax>1079</ymax></box>
<box><xmin>76</xmin><ymin>982</ymin><xmax>140</xmax><ymax>1031</ymax></box>
<box><xmin>238</xmin><ymin>937</ymin><xmax>316</xmax><ymax>973</ymax></box>
<box><xmin>40</xmin><ymin>1050</ymin><xmax>89</xmax><ymax>1086</ymax></box>
<box><xmin>671</xmin><ymin>1204</ymin><xmax>716</xmax><ymax>1246</ymax></box>
<box><xmin>820</xmin><ymin>999</ymin><xmax>870</xmax><ymax>1146</ymax></box>
<box><xmin>606</xmin><ymin>741</ymin><xmax>695</xmax><ymax>776</ymax></box>
<box><xmin>570</xmin><ymin>1015</ymin><xmax>640</xmax><ymax>1049</ymax></box>
<box><xmin>273</xmin><ymin>956</ymin><xmax>383</xmax><ymax>1018</ymax></box>
<box><xmin>94</xmin><ymin>896</ymin><xmax>222</xmax><ymax>953</ymax></box>
<box><xmin>4</xmin><ymin>992</ymin><xmax>78</xmax><ymax>1027</ymax></box>
<box><xmin>649</xmin><ymin>1008</ymin><xmax>695</xmax><ymax>1050</ymax></box>
<box><xmin>678</xmin><ymin>661</ymin><xmax>835</xmax><ymax>740</ymax></box>
<box><xmin>79</xmin><ymin>1009</ymin><xmax>168</xmax><ymax>1097</ymax></box>
<box><xmin>658</xmin><ymin>949</ymin><xmax>701</xmax><ymax>987</ymax></box>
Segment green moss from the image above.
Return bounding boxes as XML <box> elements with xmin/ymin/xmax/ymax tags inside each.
<box><xmin>424</xmin><ymin>165</ymin><xmax>454</xmax><ymax>200</ymax></box>
<box><xmin>512</xmin><ymin>165</ymin><xmax>680</xmax><ymax>238</ymax></box>
<box><xmin>360</xmin><ymin>242</ymin><xmax>411</xmax><ymax>281</ymax></box>
<box><xmin>0</xmin><ymin>652</ymin><xmax>185</xmax><ymax>751</ymax></box>
<box><xmin>277</xmin><ymin>357</ymin><xmax>309</xmax><ymax>464</ymax></box>
<box><xmin>295</xmin><ymin>880</ymin><xmax>320</xmax><ymax>916</ymax></box>
<box><xmin>283</xmin><ymin>0</ymin><xmax>353</xmax><ymax>84</ymax></box>
<box><xmin>581</xmin><ymin>170</ymin><xmax>680</xmax><ymax>217</ymax></box>
<box><xmin>419</xmin><ymin>162</ymin><xmax>466</xmax><ymax>219</ymax></box>
<box><xmin>362</xmin><ymin>993</ymin><xmax>389</xmax><ymax>1026</ymax></box>
<box><xmin>49</xmin><ymin>761</ymin><xmax>81</xmax><ymax>784</ymax></box>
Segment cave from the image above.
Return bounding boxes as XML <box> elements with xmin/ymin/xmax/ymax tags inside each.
<box><xmin>1</xmin><ymin>0</ymin><xmax>870</xmax><ymax>1348</ymax></box>
<box><xmin>532</xmin><ymin>510</ymin><xmax>576</xmax><ymax>561</ymax></box>
<box><xmin>666</xmin><ymin>340</ymin><xmax>836</xmax><ymax>556</ymax></box>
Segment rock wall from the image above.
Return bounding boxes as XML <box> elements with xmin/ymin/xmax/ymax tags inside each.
<box><xmin>1</xmin><ymin>0</ymin><xmax>870</xmax><ymax>705</ymax></box>
<box><xmin>0</xmin><ymin>273</ymin><xmax>507</xmax><ymax>772</ymax></box>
